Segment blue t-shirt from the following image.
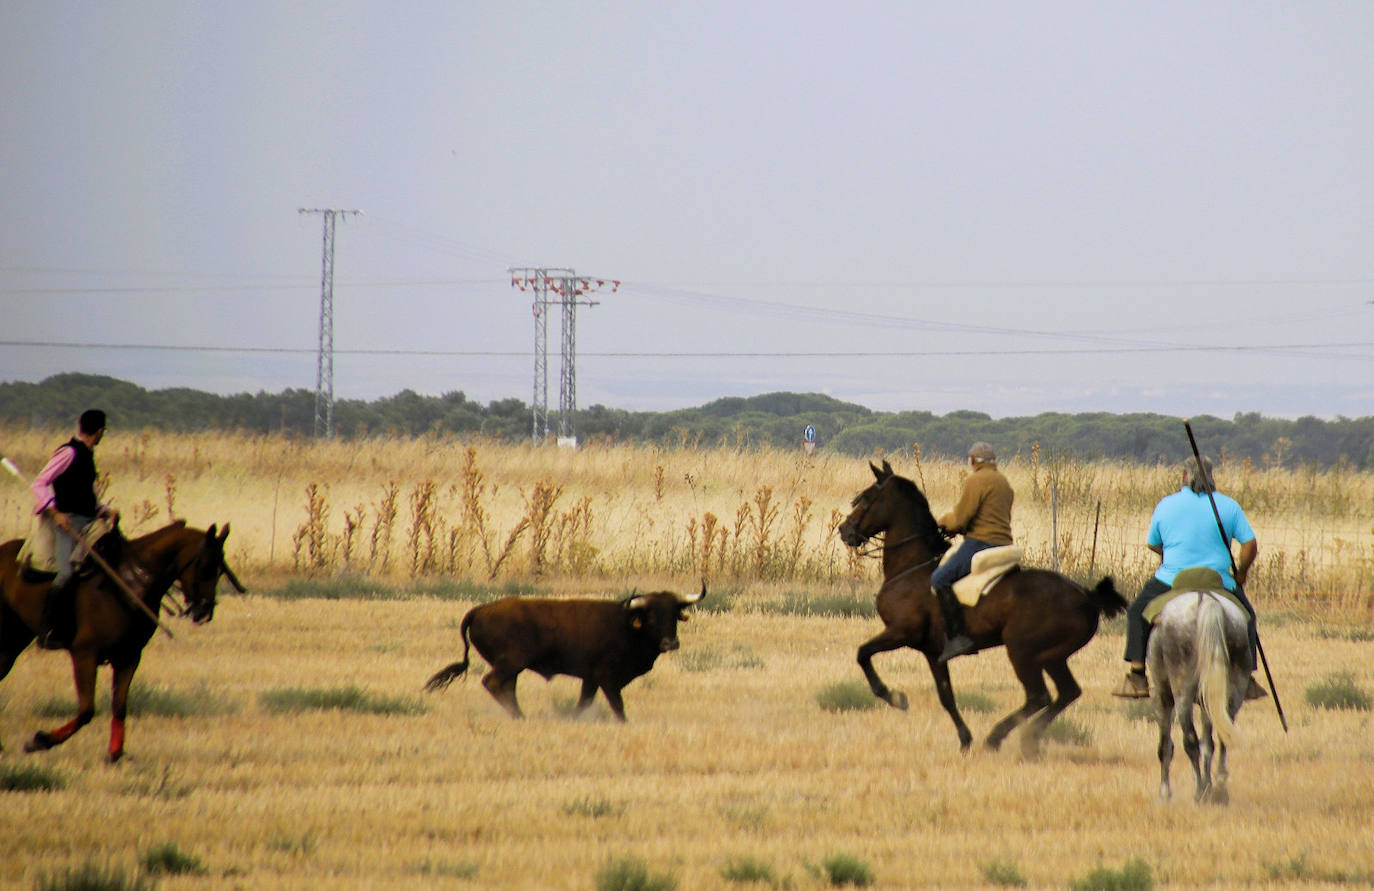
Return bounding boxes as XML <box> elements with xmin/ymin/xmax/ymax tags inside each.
<box><xmin>1147</xmin><ymin>487</ymin><xmax>1255</xmax><ymax>590</ymax></box>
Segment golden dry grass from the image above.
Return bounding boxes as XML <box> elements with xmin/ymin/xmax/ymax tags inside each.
<box><xmin>1</xmin><ymin>427</ymin><xmax>1372</xmax><ymax>617</ymax></box>
<box><xmin>1</xmin><ymin>598</ymin><xmax>1372</xmax><ymax>889</ymax></box>
<box><xmin>1</xmin><ymin>428</ymin><xmax>1373</xmax><ymax>888</ymax></box>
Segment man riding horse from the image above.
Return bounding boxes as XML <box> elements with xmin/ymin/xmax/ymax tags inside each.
<box><xmin>1113</xmin><ymin>454</ymin><xmax>1267</xmax><ymax>702</ymax></box>
<box><xmin>30</xmin><ymin>408</ymin><xmax>119</xmax><ymax>649</ymax></box>
<box><xmin>932</xmin><ymin>441</ymin><xmax>1014</xmax><ymax>663</ymax></box>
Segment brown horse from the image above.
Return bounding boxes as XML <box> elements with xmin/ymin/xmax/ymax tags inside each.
<box><xmin>0</xmin><ymin>520</ymin><xmax>243</xmax><ymax>762</ymax></box>
<box><xmin>838</xmin><ymin>461</ymin><xmax>1126</xmax><ymax>754</ymax></box>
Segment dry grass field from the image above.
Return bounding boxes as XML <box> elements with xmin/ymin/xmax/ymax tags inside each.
<box><xmin>1</xmin><ymin>428</ymin><xmax>1372</xmax><ymax>888</ymax></box>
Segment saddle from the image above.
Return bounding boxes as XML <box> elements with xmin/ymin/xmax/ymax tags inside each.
<box><xmin>1143</xmin><ymin>567</ymin><xmax>1252</xmax><ymax>624</ymax></box>
<box><xmin>936</xmin><ymin>545</ymin><xmax>1024</xmax><ymax>606</ymax></box>
<box><xmin>17</xmin><ymin>516</ymin><xmax>117</xmax><ymax>584</ymax></box>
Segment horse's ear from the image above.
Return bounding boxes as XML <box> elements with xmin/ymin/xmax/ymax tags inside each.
<box><xmin>881</xmin><ymin>459</ymin><xmax>893</xmax><ymax>475</ymax></box>
<box><xmin>218</xmin><ymin>523</ymin><xmax>231</xmax><ymax>544</ymax></box>
<box><xmin>869</xmin><ymin>461</ymin><xmax>883</xmax><ymax>480</ymax></box>
<box><xmin>205</xmin><ymin>523</ymin><xmax>218</xmax><ymax>540</ymax></box>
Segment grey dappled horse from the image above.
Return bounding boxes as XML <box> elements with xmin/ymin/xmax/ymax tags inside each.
<box><xmin>1147</xmin><ymin>591</ymin><xmax>1250</xmax><ymax>803</ymax></box>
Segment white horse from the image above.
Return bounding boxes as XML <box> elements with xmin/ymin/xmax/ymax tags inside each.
<box><xmin>1147</xmin><ymin>589</ymin><xmax>1251</xmax><ymax>803</ymax></box>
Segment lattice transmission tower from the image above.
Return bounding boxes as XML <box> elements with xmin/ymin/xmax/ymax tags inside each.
<box><xmin>299</xmin><ymin>208</ymin><xmax>361</xmax><ymax>437</ymax></box>
<box><xmin>509</xmin><ymin>268</ymin><xmax>618</xmax><ymax>444</ymax></box>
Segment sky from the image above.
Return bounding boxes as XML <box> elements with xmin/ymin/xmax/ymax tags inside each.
<box><xmin>2</xmin><ymin>1</ymin><xmax>1372</xmax><ymax>423</ymax></box>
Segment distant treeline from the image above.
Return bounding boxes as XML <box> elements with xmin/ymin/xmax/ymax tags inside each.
<box><xmin>3</xmin><ymin>373</ymin><xmax>1373</xmax><ymax>468</ymax></box>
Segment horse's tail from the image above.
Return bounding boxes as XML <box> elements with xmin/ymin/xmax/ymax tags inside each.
<box><xmin>1087</xmin><ymin>577</ymin><xmax>1128</xmax><ymax>619</ymax></box>
<box><xmin>1196</xmin><ymin>594</ymin><xmax>1238</xmax><ymax>748</ymax></box>
<box><xmin>424</xmin><ymin>608</ymin><xmax>475</xmax><ymax>693</ymax></box>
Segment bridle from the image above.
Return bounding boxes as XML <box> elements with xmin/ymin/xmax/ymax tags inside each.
<box><xmin>843</xmin><ymin>479</ymin><xmax>948</xmax><ymax>588</ymax></box>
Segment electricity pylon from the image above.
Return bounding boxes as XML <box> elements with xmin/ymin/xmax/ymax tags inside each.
<box><xmin>299</xmin><ymin>208</ymin><xmax>361</xmax><ymax>437</ymax></box>
<box><xmin>509</xmin><ymin>268</ymin><xmax>618</xmax><ymax>443</ymax></box>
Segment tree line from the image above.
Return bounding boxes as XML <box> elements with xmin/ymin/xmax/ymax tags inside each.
<box><xmin>3</xmin><ymin>373</ymin><xmax>1372</xmax><ymax>468</ymax></box>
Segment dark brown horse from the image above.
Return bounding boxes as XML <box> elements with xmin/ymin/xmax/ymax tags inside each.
<box><xmin>838</xmin><ymin>461</ymin><xmax>1126</xmax><ymax>754</ymax></box>
<box><xmin>0</xmin><ymin>521</ymin><xmax>243</xmax><ymax>762</ymax></box>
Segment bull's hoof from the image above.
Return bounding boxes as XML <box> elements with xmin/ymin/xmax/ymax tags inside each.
<box><xmin>24</xmin><ymin>731</ymin><xmax>56</xmax><ymax>753</ymax></box>
<box><xmin>887</xmin><ymin>690</ymin><xmax>909</xmax><ymax>711</ymax></box>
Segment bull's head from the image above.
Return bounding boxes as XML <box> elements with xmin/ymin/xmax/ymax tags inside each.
<box><xmin>623</xmin><ymin>583</ymin><xmax>706</xmax><ymax>653</ymax></box>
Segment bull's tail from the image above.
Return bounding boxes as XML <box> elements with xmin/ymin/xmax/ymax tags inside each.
<box><xmin>1088</xmin><ymin>576</ymin><xmax>1128</xmax><ymax>619</ymax></box>
<box><xmin>1196</xmin><ymin>595</ymin><xmax>1238</xmax><ymax>748</ymax></box>
<box><xmin>424</xmin><ymin>610</ymin><xmax>475</xmax><ymax>693</ymax></box>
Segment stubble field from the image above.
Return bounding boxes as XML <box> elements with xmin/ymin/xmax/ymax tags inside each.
<box><xmin>0</xmin><ymin>429</ymin><xmax>1371</xmax><ymax>889</ymax></box>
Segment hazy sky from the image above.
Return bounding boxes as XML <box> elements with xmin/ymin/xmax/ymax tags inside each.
<box><xmin>3</xmin><ymin>1</ymin><xmax>1372</xmax><ymax>421</ymax></box>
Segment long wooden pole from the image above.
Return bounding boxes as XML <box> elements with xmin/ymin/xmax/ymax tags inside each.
<box><xmin>1180</xmin><ymin>421</ymin><xmax>1286</xmax><ymax>732</ymax></box>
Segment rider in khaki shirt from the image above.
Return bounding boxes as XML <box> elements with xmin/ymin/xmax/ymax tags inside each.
<box><xmin>932</xmin><ymin>442</ymin><xmax>1014</xmax><ymax>662</ymax></box>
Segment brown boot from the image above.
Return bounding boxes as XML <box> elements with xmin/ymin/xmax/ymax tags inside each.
<box><xmin>1244</xmin><ymin>674</ymin><xmax>1269</xmax><ymax>701</ymax></box>
<box><xmin>1112</xmin><ymin>670</ymin><xmax>1149</xmax><ymax>699</ymax></box>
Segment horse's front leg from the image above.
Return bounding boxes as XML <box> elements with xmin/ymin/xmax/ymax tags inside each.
<box><xmin>26</xmin><ymin>649</ymin><xmax>98</xmax><ymax>752</ymax></box>
<box><xmin>107</xmin><ymin>656</ymin><xmax>142</xmax><ymax>763</ymax></box>
<box><xmin>0</xmin><ymin>613</ymin><xmax>36</xmax><ymax>753</ymax></box>
<box><xmin>922</xmin><ymin>652</ymin><xmax>973</xmax><ymax>751</ymax></box>
<box><xmin>857</xmin><ymin>628</ymin><xmax>912</xmax><ymax>711</ymax></box>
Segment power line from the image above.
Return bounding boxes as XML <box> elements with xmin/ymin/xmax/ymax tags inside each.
<box><xmin>5</xmin><ymin>339</ymin><xmax>1371</xmax><ymax>359</ymax></box>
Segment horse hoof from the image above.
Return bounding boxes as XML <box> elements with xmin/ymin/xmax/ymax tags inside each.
<box><xmin>24</xmin><ymin>732</ymin><xmax>54</xmax><ymax>753</ymax></box>
<box><xmin>888</xmin><ymin>691</ymin><xmax>909</xmax><ymax>711</ymax></box>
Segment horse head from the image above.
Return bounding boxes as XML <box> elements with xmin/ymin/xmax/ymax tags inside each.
<box><xmin>838</xmin><ymin>460</ymin><xmax>899</xmax><ymax>546</ymax></box>
<box><xmin>180</xmin><ymin>523</ymin><xmax>247</xmax><ymax>624</ymax></box>
<box><xmin>838</xmin><ymin>460</ymin><xmax>946</xmax><ymax>556</ymax></box>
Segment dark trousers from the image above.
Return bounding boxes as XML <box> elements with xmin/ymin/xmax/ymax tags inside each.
<box><xmin>1124</xmin><ymin>576</ymin><xmax>1259</xmax><ymax>670</ymax></box>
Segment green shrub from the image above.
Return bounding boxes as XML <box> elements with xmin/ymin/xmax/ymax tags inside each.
<box><xmin>721</xmin><ymin>855</ymin><xmax>786</xmax><ymax>886</ymax></box>
<box><xmin>956</xmin><ymin>690</ymin><xmax>1000</xmax><ymax>713</ymax></box>
<box><xmin>259</xmin><ymin>685</ymin><xmax>426</xmax><ymax>715</ymax></box>
<box><xmin>411</xmin><ymin>858</ymin><xmax>480</xmax><ymax>879</ymax></box>
<box><xmin>563</xmin><ymin>795</ymin><xmax>624</xmax><ymax>818</ymax></box>
<box><xmin>36</xmin><ymin>860</ymin><xmax>150</xmax><ymax>891</ymax></box>
<box><xmin>139</xmin><ymin>842</ymin><xmax>206</xmax><ymax>876</ymax></box>
<box><xmin>761</xmin><ymin>593</ymin><xmax>875</xmax><ymax>619</ymax></box>
<box><xmin>1265</xmin><ymin>852</ymin><xmax>1374</xmax><ymax>884</ymax></box>
<box><xmin>1305</xmin><ymin>672</ymin><xmax>1372</xmax><ymax>711</ymax></box>
<box><xmin>815</xmin><ymin>681</ymin><xmax>880</xmax><ymax>713</ymax></box>
<box><xmin>817</xmin><ymin>852</ymin><xmax>874</xmax><ymax>887</ymax></box>
<box><xmin>0</xmin><ymin>763</ymin><xmax>66</xmax><ymax>792</ymax></box>
<box><xmin>1070</xmin><ymin>858</ymin><xmax>1153</xmax><ymax>891</ymax></box>
<box><xmin>980</xmin><ymin>859</ymin><xmax>1027</xmax><ymax>886</ymax></box>
<box><xmin>34</xmin><ymin>683</ymin><xmax>235</xmax><ymax>719</ymax></box>
<box><xmin>1314</xmin><ymin>625</ymin><xmax>1374</xmax><ymax>642</ymax></box>
<box><xmin>595</xmin><ymin>856</ymin><xmax>677</xmax><ymax>891</ymax></box>
<box><xmin>680</xmin><ymin>644</ymin><xmax>766</xmax><ymax>672</ymax></box>
<box><xmin>1041</xmin><ymin>717</ymin><xmax>1092</xmax><ymax>747</ymax></box>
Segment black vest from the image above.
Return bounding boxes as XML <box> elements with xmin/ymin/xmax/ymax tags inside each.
<box><xmin>51</xmin><ymin>438</ymin><xmax>98</xmax><ymax>516</ymax></box>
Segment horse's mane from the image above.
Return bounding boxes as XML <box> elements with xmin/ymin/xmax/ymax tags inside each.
<box><xmin>886</xmin><ymin>474</ymin><xmax>946</xmax><ymax>545</ymax></box>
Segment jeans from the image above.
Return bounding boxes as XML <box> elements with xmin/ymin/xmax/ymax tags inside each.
<box><xmin>930</xmin><ymin>537</ymin><xmax>1000</xmax><ymax>591</ymax></box>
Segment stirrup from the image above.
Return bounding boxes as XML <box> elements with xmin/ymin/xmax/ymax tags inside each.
<box><xmin>937</xmin><ymin>634</ymin><xmax>976</xmax><ymax>664</ymax></box>
<box><xmin>1244</xmin><ymin>675</ymin><xmax>1269</xmax><ymax>701</ymax></box>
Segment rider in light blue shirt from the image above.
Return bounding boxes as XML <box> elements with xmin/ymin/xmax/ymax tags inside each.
<box><xmin>1113</xmin><ymin>454</ymin><xmax>1265</xmax><ymax>701</ymax></box>
<box><xmin>1147</xmin><ymin>487</ymin><xmax>1254</xmax><ymax>590</ymax></box>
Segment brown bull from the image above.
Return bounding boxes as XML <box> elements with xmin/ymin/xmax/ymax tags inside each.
<box><xmin>424</xmin><ymin>585</ymin><xmax>705</xmax><ymax>721</ymax></box>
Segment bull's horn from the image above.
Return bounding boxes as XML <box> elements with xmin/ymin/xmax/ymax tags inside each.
<box><xmin>678</xmin><ymin>582</ymin><xmax>706</xmax><ymax>605</ymax></box>
<box><xmin>624</xmin><ymin>593</ymin><xmax>648</xmax><ymax>610</ymax></box>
